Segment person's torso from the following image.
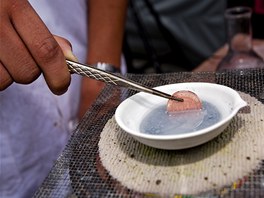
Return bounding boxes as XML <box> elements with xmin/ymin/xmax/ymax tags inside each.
<box><xmin>0</xmin><ymin>1</ymin><xmax>87</xmax><ymax>197</ymax></box>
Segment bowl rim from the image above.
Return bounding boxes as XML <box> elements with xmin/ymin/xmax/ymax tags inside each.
<box><xmin>115</xmin><ymin>82</ymin><xmax>247</xmax><ymax>141</ymax></box>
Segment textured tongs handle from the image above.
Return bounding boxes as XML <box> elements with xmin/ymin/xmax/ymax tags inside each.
<box><xmin>66</xmin><ymin>60</ymin><xmax>183</xmax><ymax>102</ymax></box>
<box><xmin>67</xmin><ymin>60</ymin><xmax>138</xmax><ymax>88</ymax></box>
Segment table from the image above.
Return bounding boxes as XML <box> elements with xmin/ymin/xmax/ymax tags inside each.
<box><xmin>34</xmin><ymin>68</ymin><xmax>264</xmax><ymax>197</ymax></box>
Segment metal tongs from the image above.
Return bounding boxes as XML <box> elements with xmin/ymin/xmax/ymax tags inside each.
<box><xmin>66</xmin><ymin>60</ymin><xmax>183</xmax><ymax>102</ymax></box>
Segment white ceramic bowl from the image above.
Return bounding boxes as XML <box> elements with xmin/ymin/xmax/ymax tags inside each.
<box><xmin>115</xmin><ymin>82</ymin><xmax>247</xmax><ymax>150</ymax></box>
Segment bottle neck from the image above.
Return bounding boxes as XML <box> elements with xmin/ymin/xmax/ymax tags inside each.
<box><xmin>225</xmin><ymin>8</ymin><xmax>253</xmax><ymax>52</ymax></box>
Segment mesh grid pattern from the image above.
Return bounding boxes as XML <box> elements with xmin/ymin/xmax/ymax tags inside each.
<box><xmin>34</xmin><ymin>69</ymin><xmax>264</xmax><ymax>197</ymax></box>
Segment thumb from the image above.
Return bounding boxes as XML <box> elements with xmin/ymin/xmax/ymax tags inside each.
<box><xmin>53</xmin><ymin>35</ymin><xmax>78</xmax><ymax>62</ymax></box>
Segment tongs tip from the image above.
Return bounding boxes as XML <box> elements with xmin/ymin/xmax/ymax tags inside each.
<box><xmin>169</xmin><ymin>95</ymin><xmax>184</xmax><ymax>102</ymax></box>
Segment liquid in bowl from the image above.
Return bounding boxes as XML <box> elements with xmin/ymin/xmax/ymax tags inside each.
<box><xmin>140</xmin><ymin>101</ymin><xmax>221</xmax><ymax>135</ymax></box>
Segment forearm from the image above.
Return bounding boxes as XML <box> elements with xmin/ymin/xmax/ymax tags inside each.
<box><xmin>87</xmin><ymin>0</ymin><xmax>128</xmax><ymax>67</ymax></box>
<box><xmin>78</xmin><ymin>0</ymin><xmax>128</xmax><ymax>119</ymax></box>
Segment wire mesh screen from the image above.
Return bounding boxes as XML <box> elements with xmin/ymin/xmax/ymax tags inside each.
<box><xmin>34</xmin><ymin>69</ymin><xmax>264</xmax><ymax>197</ymax></box>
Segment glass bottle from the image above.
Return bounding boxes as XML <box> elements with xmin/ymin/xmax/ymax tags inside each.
<box><xmin>217</xmin><ymin>6</ymin><xmax>264</xmax><ymax>71</ymax></box>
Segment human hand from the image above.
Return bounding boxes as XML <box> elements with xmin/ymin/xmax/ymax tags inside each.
<box><xmin>53</xmin><ymin>35</ymin><xmax>78</xmax><ymax>62</ymax></box>
<box><xmin>0</xmin><ymin>0</ymin><xmax>71</xmax><ymax>95</ymax></box>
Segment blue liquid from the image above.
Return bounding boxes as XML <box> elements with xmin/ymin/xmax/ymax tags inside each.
<box><xmin>139</xmin><ymin>101</ymin><xmax>221</xmax><ymax>135</ymax></box>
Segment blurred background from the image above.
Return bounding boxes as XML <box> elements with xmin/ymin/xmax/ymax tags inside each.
<box><xmin>122</xmin><ymin>0</ymin><xmax>264</xmax><ymax>73</ymax></box>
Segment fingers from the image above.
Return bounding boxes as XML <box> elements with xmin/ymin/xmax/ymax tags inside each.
<box><xmin>54</xmin><ymin>35</ymin><xmax>78</xmax><ymax>62</ymax></box>
<box><xmin>0</xmin><ymin>61</ymin><xmax>13</xmax><ymax>90</ymax></box>
<box><xmin>0</xmin><ymin>0</ymin><xmax>70</xmax><ymax>95</ymax></box>
<box><xmin>0</xmin><ymin>16</ymin><xmax>41</xmax><ymax>85</ymax></box>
